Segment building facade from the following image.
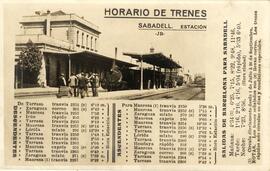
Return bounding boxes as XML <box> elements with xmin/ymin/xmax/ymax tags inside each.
<box><xmin>17</xmin><ymin>10</ymin><xmax>100</xmax><ymax>53</ymax></box>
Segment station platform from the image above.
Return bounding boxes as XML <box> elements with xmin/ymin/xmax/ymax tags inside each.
<box><xmin>14</xmin><ymin>86</ymin><xmax>187</xmax><ymax>100</ymax></box>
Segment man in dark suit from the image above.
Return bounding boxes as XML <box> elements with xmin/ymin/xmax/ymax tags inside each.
<box><xmin>78</xmin><ymin>72</ymin><xmax>88</xmax><ymax>98</ymax></box>
<box><xmin>58</xmin><ymin>73</ymin><xmax>66</xmax><ymax>87</ymax></box>
<box><xmin>57</xmin><ymin>73</ymin><xmax>68</xmax><ymax>98</ymax></box>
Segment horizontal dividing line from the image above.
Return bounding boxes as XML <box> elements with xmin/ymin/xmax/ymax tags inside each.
<box><xmin>138</xmin><ymin>28</ymin><xmax>207</xmax><ymax>31</ymax></box>
<box><xmin>104</xmin><ymin>16</ymin><xmax>207</xmax><ymax>20</ymax></box>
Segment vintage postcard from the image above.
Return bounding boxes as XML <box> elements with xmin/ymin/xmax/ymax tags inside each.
<box><xmin>1</xmin><ymin>1</ymin><xmax>270</xmax><ymax>170</ymax></box>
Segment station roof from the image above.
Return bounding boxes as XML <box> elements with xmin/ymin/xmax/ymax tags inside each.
<box><xmin>123</xmin><ymin>52</ymin><xmax>181</xmax><ymax>69</ymax></box>
<box><xmin>43</xmin><ymin>50</ymin><xmax>137</xmax><ymax>68</ymax></box>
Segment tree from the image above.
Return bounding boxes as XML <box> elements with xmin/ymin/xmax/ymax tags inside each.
<box><xmin>18</xmin><ymin>39</ymin><xmax>42</xmax><ymax>86</ymax></box>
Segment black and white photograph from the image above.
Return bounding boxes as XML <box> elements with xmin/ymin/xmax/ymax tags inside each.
<box><xmin>13</xmin><ymin>5</ymin><xmax>206</xmax><ymax>100</ymax></box>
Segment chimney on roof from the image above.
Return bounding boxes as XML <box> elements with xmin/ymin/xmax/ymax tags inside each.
<box><xmin>35</xmin><ymin>11</ymin><xmax>41</xmax><ymax>15</ymax></box>
<box><xmin>150</xmin><ymin>47</ymin><xmax>154</xmax><ymax>53</ymax></box>
<box><xmin>170</xmin><ymin>54</ymin><xmax>172</xmax><ymax>59</ymax></box>
<box><xmin>45</xmin><ymin>10</ymin><xmax>51</xmax><ymax>36</ymax></box>
<box><xmin>115</xmin><ymin>47</ymin><xmax>117</xmax><ymax>60</ymax></box>
<box><xmin>112</xmin><ymin>47</ymin><xmax>117</xmax><ymax>69</ymax></box>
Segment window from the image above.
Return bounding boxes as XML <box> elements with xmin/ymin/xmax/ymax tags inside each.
<box><xmin>86</xmin><ymin>35</ymin><xmax>89</xmax><ymax>48</ymax></box>
<box><xmin>82</xmin><ymin>33</ymin><xmax>84</xmax><ymax>46</ymax></box>
<box><xmin>91</xmin><ymin>36</ymin><xmax>93</xmax><ymax>50</ymax></box>
<box><xmin>76</xmin><ymin>31</ymin><xmax>79</xmax><ymax>45</ymax></box>
<box><xmin>95</xmin><ymin>38</ymin><xmax>97</xmax><ymax>51</ymax></box>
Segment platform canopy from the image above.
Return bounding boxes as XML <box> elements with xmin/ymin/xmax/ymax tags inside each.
<box><xmin>44</xmin><ymin>50</ymin><xmax>137</xmax><ymax>68</ymax></box>
<box><xmin>123</xmin><ymin>52</ymin><xmax>181</xmax><ymax>69</ymax></box>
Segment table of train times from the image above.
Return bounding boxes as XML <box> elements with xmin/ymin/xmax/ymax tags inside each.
<box><xmin>12</xmin><ymin>100</ymin><xmax>217</xmax><ymax>165</ymax></box>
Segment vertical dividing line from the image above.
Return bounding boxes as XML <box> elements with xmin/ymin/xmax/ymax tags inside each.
<box><xmin>215</xmin><ymin>105</ymin><xmax>217</xmax><ymax>118</ymax></box>
<box><xmin>107</xmin><ymin>103</ymin><xmax>109</xmax><ymax>163</ymax></box>
<box><xmin>214</xmin><ymin>152</ymin><xmax>217</xmax><ymax>165</ymax></box>
<box><xmin>214</xmin><ymin>105</ymin><xmax>217</xmax><ymax>165</ymax></box>
<box><xmin>112</xmin><ymin>103</ymin><xmax>116</xmax><ymax>163</ymax></box>
<box><xmin>107</xmin><ymin>151</ymin><xmax>109</xmax><ymax>163</ymax></box>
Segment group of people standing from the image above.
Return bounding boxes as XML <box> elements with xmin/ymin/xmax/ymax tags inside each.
<box><xmin>58</xmin><ymin>72</ymin><xmax>99</xmax><ymax>98</ymax></box>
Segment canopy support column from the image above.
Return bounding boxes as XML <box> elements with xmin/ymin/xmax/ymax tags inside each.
<box><xmin>169</xmin><ymin>68</ymin><xmax>172</xmax><ymax>88</ymax></box>
<box><xmin>164</xmin><ymin>68</ymin><xmax>167</xmax><ymax>88</ymax></box>
<box><xmin>153</xmin><ymin>65</ymin><xmax>156</xmax><ymax>89</ymax></box>
<box><xmin>21</xmin><ymin>61</ymin><xmax>24</xmax><ymax>88</ymax></box>
<box><xmin>159</xmin><ymin>67</ymin><xmax>161</xmax><ymax>89</ymax></box>
<box><xmin>68</xmin><ymin>54</ymin><xmax>71</xmax><ymax>77</ymax></box>
<box><xmin>169</xmin><ymin>68</ymin><xmax>172</xmax><ymax>80</ymax></box>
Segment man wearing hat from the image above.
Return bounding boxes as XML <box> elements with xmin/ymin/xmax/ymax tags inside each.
<box><xmin>90</xmin><ymin>73</ymin><xmax>99</xmax><ymax>97</ymax></box>
<box><xmin>78</xmin><ymin>72</ymin><xmax>88</xmax><ymax>98</ymax></box>
<box><xmin>57</xmin><ymin>73</ymin><xmax>67</xmax><ymax>98</ymax></box>
<box><xmin>58</xmin><ymin>73</ymin><xmax>66</xmax><ymax>87</ymax></box>
<box><xmin>68</xmin><ymin>72</ymin><xmax>78</xmax><ymax>97</ymax></box>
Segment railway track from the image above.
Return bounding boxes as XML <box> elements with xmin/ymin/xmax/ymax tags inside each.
<box><xmin>187</xmin><ymin>88</ymin><xmax>205</xmax><ymax>100</ymax></box>
<box><xmin>129</xmin><ymin>87</ymin><xmax>190</xmax><ymax>100</ymax></box>
<box><xmin>130</xmin><ymin>85</ymin><xmax>205</xmax><ymax>100</ymax></box>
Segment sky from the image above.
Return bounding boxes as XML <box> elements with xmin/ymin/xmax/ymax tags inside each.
<box><xmin>6</xmin><ymin>2</ymin><xmax>210</xmax><ymax>75</ymax></box>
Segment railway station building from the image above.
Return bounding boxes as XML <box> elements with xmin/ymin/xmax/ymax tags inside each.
<box><xmin>15</xmin><ymin>10</ymin><xmax>183</xmax><ymax>91</ymax></box>
<box><xmin>15</xmin><ymin>10</ymin><xmax>135</xmax><ymax>88</ymax></box>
